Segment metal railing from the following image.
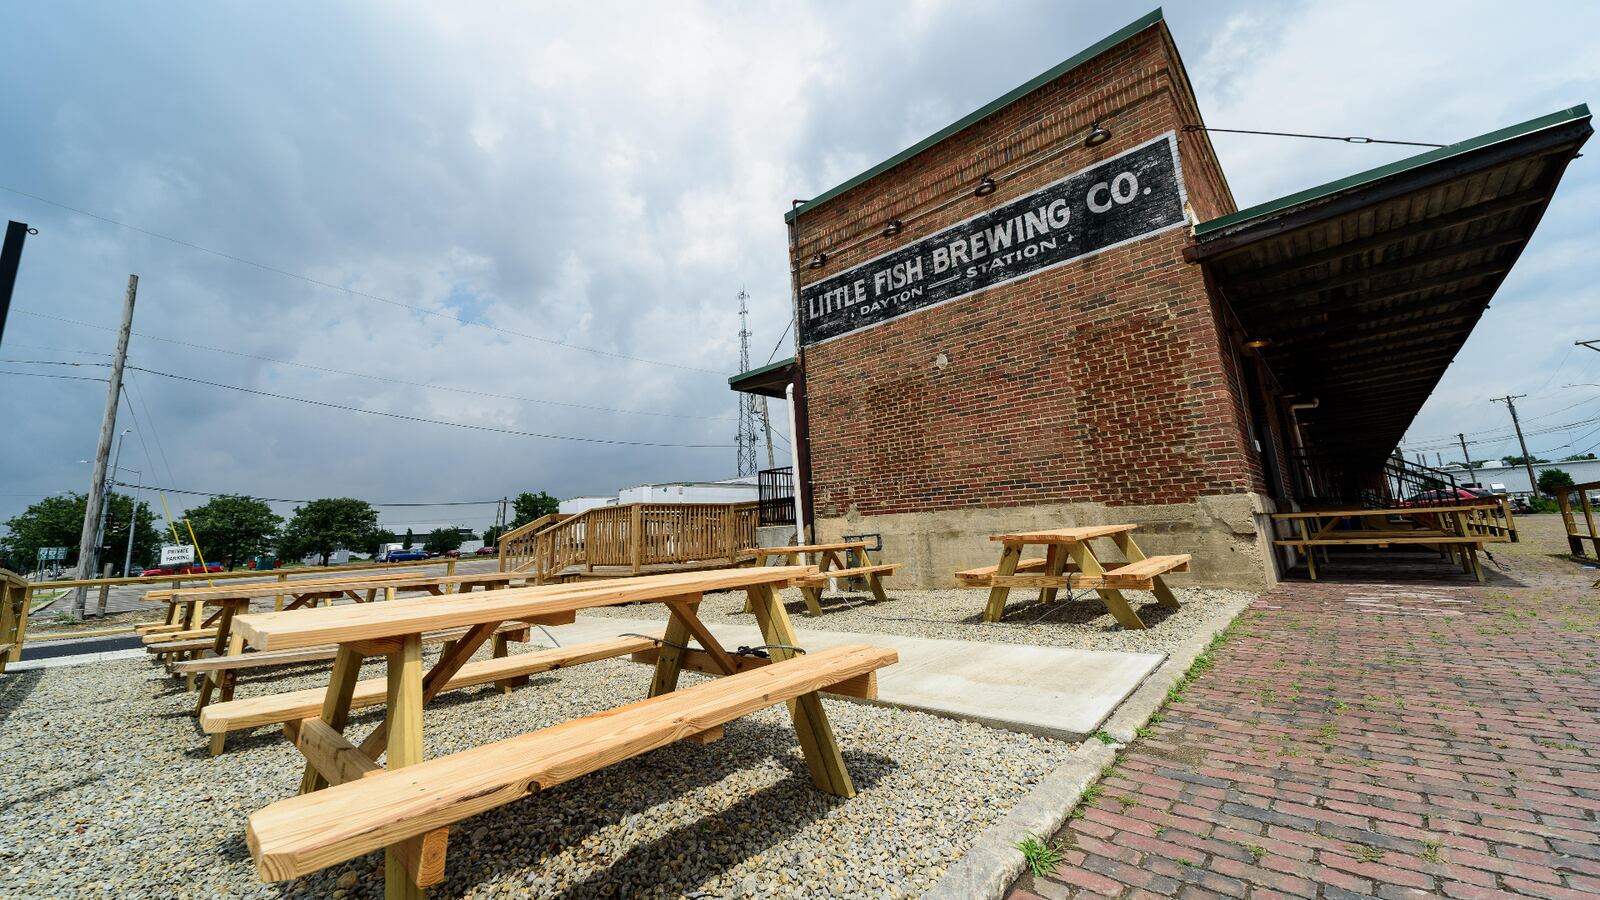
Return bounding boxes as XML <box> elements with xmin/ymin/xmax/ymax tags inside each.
<box><xmin>758</xmin><ymin>466</ymin><xmax>796</xmax><ymax>527</ymax></box>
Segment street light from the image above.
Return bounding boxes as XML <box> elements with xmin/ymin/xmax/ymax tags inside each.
<box><xmin>120</xmin><ymin>466</ymin><xmax>143</xmax><ymax>578</ymax></box>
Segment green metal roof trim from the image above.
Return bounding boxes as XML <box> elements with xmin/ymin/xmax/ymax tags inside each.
<box><xmin>728</xmin><ymin>356</ymin><xmax>796</xmax><ymax>386</ymax></box>
<box><xmin>1194</xmin><ymin>104</ymin><xmax>1593</xmax><ymax>237</ymax></box>
<box><xmin>783</xmin><ymin>8</ymin><xmax>1164</xmax><ymax>223</ymax></box>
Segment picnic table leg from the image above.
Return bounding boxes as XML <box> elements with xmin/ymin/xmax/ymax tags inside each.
<box><xmin>800</xmin><ymin>551</ymin><xmax>829</xmax><ymax>617</ymax></box>
<box><xmin>744</xmin><ymin>582</ymin><xmax>855</xmax><ymax>798</ymax></box>
<box><xmin>1114</xmin><ymin>532</ymin><xmax>1181</xmax><ymax>610</ymax></box>
<box><xmin>383</xmin><ymin>634</ymin><xmax>438</xmax><ymax>900</ymax></box>
<box><xmin>1066</xmin><ymin>542</ymin><xmax>1145</xmax><ymax>630</ymax></box>
<box><xmin>193</xmin><ymin>599</ymin><xmax>243</xmax><ymax>717</ymax></box>
<box><xmin>207</xmin><ymin>630</ymin><xmax>247</xmax><ymax>756</ymax></box>
<box><xmin>183</xmin><ymin>600</ymin><xmax>206</xmax><ymax>691</ymax></box>
<box><xmin>1039</xmin><ymin>545</ymin><xmax>1065</xmax><ymax>606</ymax></box>
<box><xmin>274</xmin><ymin>572</ymin><xmax>287</xmax><ymax>611</ymax></box>
<box><xmin>648</xmin><ymin>603</ymin><xmax>696</xmax><ymax>698</ymax></box>
<box><xmin>982</xmin><ymin>544</ymin><xmax>1022</xmax><ymax>623</ymax></box>
<box><xmin>1297</xmin><ymin>520</ymin><xmax>1318</xmax><ymax>580</ymax></box>
<box><xmin>1469</xmin><ymin>545</ymin><xmax>1485</xmax><ymax>583</ymax></box>
<box><xmin>300</xmin><ymin>646</ymin><xmax>364</xmax><ymax>795</ymax></box>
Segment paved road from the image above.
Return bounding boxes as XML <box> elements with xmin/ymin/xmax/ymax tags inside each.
<box><xmin>19</xmin><ymin>635</ymin><xmax>144</xmax><ymax>660</ymax></box>
<box><xmin>1008</xmin><ymin>519</ymin><xmax>1600</xmax><ymax>899</ymax></box>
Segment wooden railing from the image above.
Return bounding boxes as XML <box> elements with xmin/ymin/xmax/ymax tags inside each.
<box><xmin>495</xmin><ymin>513</ymin><xmax>569</xmax><ymax>573</ymax></box>
<box><xmin>1</xmin><ymin>569</ymin><xmax>27</xmax><ymax>673</ymax></box>
<box><xmin>499</xmin><ymin>502</ymin><xmax>760</xmax><ymax>582</ymax></box>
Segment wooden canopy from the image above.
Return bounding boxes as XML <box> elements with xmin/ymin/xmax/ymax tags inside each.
<box><xmin>1189</xmin><ymin>105</ymin><xmax>1592</xmax><ymax>467</ymax></box>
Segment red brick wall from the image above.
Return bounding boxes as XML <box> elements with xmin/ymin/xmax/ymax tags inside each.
<box><xmin>792</xmin><ymin>24</ymin><xmax>1262</xmax><ymax>519</ymax></box>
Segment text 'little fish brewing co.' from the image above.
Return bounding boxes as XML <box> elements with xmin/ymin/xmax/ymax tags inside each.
<box><xmin>797</xmin><ymin>132</ymin><xmax>1188</xmax><ymax>347</ymax></box>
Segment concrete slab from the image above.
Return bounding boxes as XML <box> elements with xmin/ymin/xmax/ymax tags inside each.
<box><xmin>546</xmin><ymin>615</ymin><xmax>1165</xmax><ymax>741</ymax></box>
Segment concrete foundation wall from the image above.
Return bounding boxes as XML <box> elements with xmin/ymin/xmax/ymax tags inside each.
<box><xmin>812</xmin><ymin>492</ymin><xmax>1279</xmax><ymax>591</ymax></box>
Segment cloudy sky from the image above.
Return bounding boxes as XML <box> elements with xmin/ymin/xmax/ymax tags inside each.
<box><xmin>2</xmin><ymin>1</ymin><xmax>1597</xmax><ymax>536</ymax></box>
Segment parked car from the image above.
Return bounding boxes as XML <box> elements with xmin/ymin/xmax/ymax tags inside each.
<box><xmin>382</xmin><ymin>548</ymin><xmax>428</xmax><ymax>563</ymax></box>
<box><xmin>474</xmin><ymin>545</ymin><xmax>498</xmax><ymax>557</ymax></box>
<box><xmin>142</xmin><ymin>562</ymin><xmax>225</xmax><ymax>576</ymax></box>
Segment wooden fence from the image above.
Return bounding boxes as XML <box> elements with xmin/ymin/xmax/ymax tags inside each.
<box><xmin>498</xmin><ymin>502</ymin><xmax>760</xmax><ymax>582</ymax></box>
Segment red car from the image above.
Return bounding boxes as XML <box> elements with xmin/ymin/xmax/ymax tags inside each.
<box><xmin>474</xmin><ymin>545</ymin><xmax>498</xmax><ymax>557</ymax></box>
<box><xmin>142</xmin><ymin>562</ymin><xmax>224</xmax><ymax>576</ymax></box>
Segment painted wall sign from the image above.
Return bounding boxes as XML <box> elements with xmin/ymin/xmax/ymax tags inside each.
<box><xmin>798</xmin><ymin>132</ymin><xmax>1187</xmax><ymax>347</ymax></box>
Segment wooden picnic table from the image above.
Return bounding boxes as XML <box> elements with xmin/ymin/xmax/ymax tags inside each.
<box><xmin>216</xmin><ymin>564</ymin><xmax>894</xmax><ymax>898</ymax></box>
<box><xmin>151</xmin><ymin>570</ymin><xmax>534</xmax><ymax>728</ymax></box>
<box><xmin>1269</xmin><ymin>503</ymin><xmax>1510</xmax><ymax>582</ymax></box>
<box><xmin>958</xmin><ymin>524</ymin><xmax>1189</xmax><ymax>629</ymax></box>
<box><xmin>747</xmin><ymin>541</ymin><xmax>897</xmax><ymax>615</ymax></box>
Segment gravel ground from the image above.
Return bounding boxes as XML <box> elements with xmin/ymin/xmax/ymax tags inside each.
<box><xmin>585</xmin><ymin>584</ymin><xmax>1255</xmax><ymax>655</ymax></box>
<box><xmin>0</xmin><ymin>644</ymin><xmax>1073</xmax><ymax>899</ymax></box>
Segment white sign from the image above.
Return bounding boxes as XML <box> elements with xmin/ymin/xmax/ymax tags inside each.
<box><xmin>160</xmin><ymin>544</ymin><xmax>196</xmax><ymax>566</ymax></box>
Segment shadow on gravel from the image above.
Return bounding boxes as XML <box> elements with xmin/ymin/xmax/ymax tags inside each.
<box><xmin>0</xmin><ymin>771</ymin><xmax>104</xmax><ymax>815</ymax></box>
<box><xmin>0</xmin><ymin>669</ymin><xmax>43</xmax><ymax>726</ymax></box>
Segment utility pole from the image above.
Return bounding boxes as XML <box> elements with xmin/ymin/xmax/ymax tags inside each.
<box><xmin>734</xmin><ymin>289</ymin><xmax>760</xmax><ymax>477</ymax></box>
<box><xmin>0</xmin><ymin>221</ymin><xmax>33</xmax><ymax>347</ymax></box>
<box><xmin>123</xmin><ymin>466</ymin><xmax>143</xmax><ymax>579</ymax></box>
<box><xmin>1577</xmin><ymin>338</ymin><xmax>1600</xmax><ymax>353</ymax></box>
<box><xmin>1457</xmin><ymin>433</ymin><xmax>1472</xmax><ymax>475</ymax></box>
<box><xmin>73</xmin><ymin>274</ymin><xmax>137</xmax><ymax>619</ymax></box>
<box><xmin>1490</xmin><ymin>394</ymin><xmax>1538</xmax><ymax>498</ymax></box>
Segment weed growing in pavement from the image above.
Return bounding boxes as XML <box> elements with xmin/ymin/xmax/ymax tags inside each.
<box><xmin>1093</xmin><ymin>730</ymin><xmax>1117</xmax><ymax>745</ymax></box>
<box><xmin>1349</xmin><ymin>844</ymin><xmax>1386</xmax><ymax>863</ymax></box>
<box><xmin>1015</xmin><ymin>835</ymin><xmax>1066</xmax><ymax>877</ymax></box>
<box><xmin>1243</xmin><ymin>844</ymin><xmax>1265</xmax><ymax>863</ymax></box>
<box><xmin>1420</xmin><ymin>839</ymin><xmax>1443</xmax><ymax>863</ymax></box>
<box><xmin>1116</xmin><ymin>795</ymin><xmax>1140</xmax><ymax>811</ymax></box>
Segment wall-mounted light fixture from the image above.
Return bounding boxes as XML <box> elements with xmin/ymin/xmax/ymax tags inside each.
<box><xmin>973</xmin><ymin>176</ymin><xmax>997</xmax><ymax>197</ymax></box>
<box><xmin>1243</xmin><ymin>338</ymin><xmax>1272</xmax><ymax>349</ymax></box>
<box><xmin>808</xmin><ymin>253</ymin><xmax>827</xmax><ymax>269</ymax></box>
<box><xmin>1084</xmin><ymin>122</ymin><xmax>1113</xmax><ymax>148</ymax></box>
<box><xmin>881</xmin><ymin>218</ymin><xmax>904</xmax><ymax>238</ymax></box>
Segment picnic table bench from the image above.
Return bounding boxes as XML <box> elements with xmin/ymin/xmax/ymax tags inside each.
<box><xmin>211</xmin><ymin>565</ymin><xmax>896</xmax><ymax>898</ymax></box>
<box><xmin>956</xmin><ymin>524</ymin><xmax>1188</xmax><ymax>629</ymax></box>
<box><xmin>1269</xmin><ymin>503</ymin><xmax>1510</xmax><ymax>582</ymax></box>
<box><xmin>745</xmin><ymin>541</ymin><xmax>898</xmax><ymax>616</ymax></box>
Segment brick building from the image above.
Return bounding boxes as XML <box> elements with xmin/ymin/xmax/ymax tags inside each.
<box><xmin>732</xmin><ymin>10</ymin><xmax>1589</xmax><ymax>588</ymax></box>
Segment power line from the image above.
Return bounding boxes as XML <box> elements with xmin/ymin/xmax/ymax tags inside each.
<box><xmin>0</xmin><ymin>368</ymin><xmax>108</xmax><ymax>383</ymax></box>
<box><xmin>109</xmin><ymin>481</ymin><xmax>501</xmax><ymax>507</ymax></box>
<box><xmin>1179</xmin><ymin>124</ymin><xmax>1445</xmax><ymax>148</ymax></box>
<box><xmin>15</xmin><ymin>309</ymin><xmax>737</xmax><ymax>422</ymax></box>
<box><xmin>0</xmin><ymin>183</ymin><xmax>727</xmax><ymax>376</ymax></box>
<box><xmin>127</xmin><ymin>365</ymin><xmax>732</xmax><ymax>449</ymax></box>
<box><xmin>124</xmin><ymin>370</ymin><xmax>180</xmax><ymax>488</ymax></box>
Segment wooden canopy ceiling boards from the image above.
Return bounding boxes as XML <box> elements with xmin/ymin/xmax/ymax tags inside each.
<box><xmin>1189</xmin><ymin>105</ymin><xmax>1592</xmax><ymax>468</ymax></box>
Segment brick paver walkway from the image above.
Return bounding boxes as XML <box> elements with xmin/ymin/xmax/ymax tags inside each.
<box><xmin>1010</xmin><ymin>543</ymin><xmax>1600</xmax><ymax>899</ymax></box>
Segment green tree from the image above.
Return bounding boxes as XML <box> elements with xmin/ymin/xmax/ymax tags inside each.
<box><xmin>1560</xmin><ymin>452</ymin><xmax>1597</xmax><ymax>462</ymax></box>
<box><xmin>481</xmin><ymin>523</ymin><xmax>505</xmax><ymax>545</ymax></box>
<box><xmin>422</xmin><ymin>527</ymin><xmax>464</xmax><ymax>554</ymax></box>
<box><xmin>1502</xmin><ymin>454</ymin><xmax>1549</xmax><ymax>466</ymax></box>
<box><xmin>1537</xmin><ymin>467</ymin><xmax>1575</xmax><ymax>495</ymax></box>
<box><xmin>368</xmin><ymin>529</ymin><xmax>398</xmax><ymax>556</ymax></box>
<box><xmin>0</xmin><ymin>492</ymin><xmax>161</xmax><ymax>574</ymax></box>
<box><xmin>183</xmin><ymin>495</ymin><xmax>282</xmax><ymax>569</ymax></box>
<box><xmin>277</xmin><ymin>498</ymin><xmax>380</xmax><ymax>566</ymax></box>
<box><xmin>511</xmin><ymin>491</ymin><xmax>560</xmax><ymax>528</ymax></box>
<box><xmin>402</xmin><ymin>528</ymin><xmax>415</xmax><ymax>549</ymax></box>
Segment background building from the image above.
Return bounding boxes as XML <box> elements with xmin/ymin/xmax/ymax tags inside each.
<box><xmin>733</xmin><ymin>10</ymin><xmax>1589</xmax><ymax>588</ymax></box>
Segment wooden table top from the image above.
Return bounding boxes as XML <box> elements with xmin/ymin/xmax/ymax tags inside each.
<box><xmin>989</xmin><ymin>524</ymin><xmax>1138</xmax><ymax>544</ymax></box>
<box><xmin>1269</xmin><ymin>503</ymin><xmax>1501</xmax><ymax>521</ymax></box>
<box><xmin>233</xmin><ymin>566</ymin><xmax>817</xmax><ymax>652</ymax></box>
<box><xmin>165</xmin><ymin>570</ymin><xmax>529</xmax><ymax>604</ymax></box>
<box><xmin>755</xmin><ymin>542</ymin><xmax>869</xmax><ymax>555</ymax></box>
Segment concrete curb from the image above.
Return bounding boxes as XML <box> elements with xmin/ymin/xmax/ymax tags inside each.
<box><xmin>923</xmin><ymin>591</ymin><xmax>1257</xmax><ymax>899</ymax></box>
<box><xmin>5</xmin><ymin>648</ymin><xmax>145</xmax><ymax>672</ymax></box>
